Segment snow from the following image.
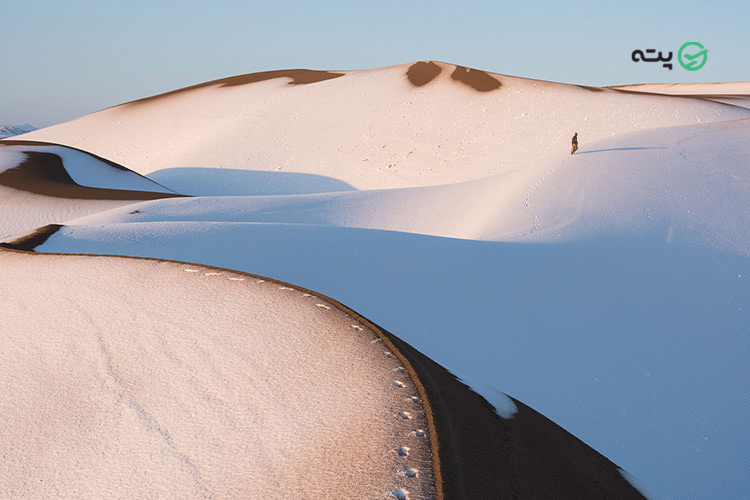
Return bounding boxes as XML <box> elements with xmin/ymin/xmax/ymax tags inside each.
<box><xmin>37</xmin><ymin>221</ymin><xmax>750</xmax><ymax>499</ymax></box>
<box><xmin>618</xmin><ymin>468</ymin><xmax>670</xmax><ymax>500</ymax></box>
<box><xmin>453</xmin><ymin>372</ymin><xmax>518</xmax><ymax>419</ymax></box>
<box><xmin>22</xmin><ymin>62</ymin><xmax>750</xmax><ymax>190</ymax></box>
<box><xmin>612</xmin><ymin>82</ymin><xmax>750</xmax><ymax>109</ymax></box>
<box><xmin>0</xmin><ymin>143</ymin><xmax>174</xmax><ymax>193</ymax></box>
<box><xmin>0</xmin><ymin>251</ymin><xmax>435</xmax><ymax>499</ymax></box>
<box><xmin>7</xmin><ymin>63</ymin><xmax>750</xmax><ymax>499</ymax></box>
<box><xmin>0</xmin><ymin>123</ymin><xmax>37</xmax><ymax>139</ymax></box>
<box><xmin>0</xmin><ymin>187</ymin><xmax>146</xmax><ymax>240</ymax></box>
<box><xmin>0</xmin><ymin>149</ymin><xmax>28</xmax><ymax>174</ymax></box>
<box><xmin>0</xmin><ymin>143</ymin><xmax>178</xmax><ymax>239</ymax></box>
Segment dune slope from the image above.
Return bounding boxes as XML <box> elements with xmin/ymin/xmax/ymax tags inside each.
<box><xmin>18</xmin><ymin>62</ymin><xmax>750</xmax><ymax>190</ymax></box>
<box><xmin>6</xmin><ymin>63</ymin><xmax>750</xmax><ymax>500</ymax></box>
<box><xmin>0</xmin><ymin>251</ymin><xmax>436</xmax><ymax>500</ymax></box>
<box><xmin>0</xmin><ymin>141</ymin><xmax>181</xmax><ymax>239</ymax></box>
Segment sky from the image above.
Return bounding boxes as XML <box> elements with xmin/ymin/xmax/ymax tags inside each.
<box><xmin>2</xmin><ymin>0</ymin><xmax>749</xmax><ymax>127</ymax></box>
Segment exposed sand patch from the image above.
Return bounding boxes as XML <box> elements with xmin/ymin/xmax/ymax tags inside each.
<box><xmin>576</xmin><ymin>85</ymin><xmax>604</xmax><ymax>92</ymax></box>
<box><xmin>381</xmin><ymin>326</ymin><xmax>646</xmax><ymax>500</ymax></box>
<box><xmin>0</xmin><ymin>149</ymin><xmax>182</xmax><ymax>200</ymax></box>
<box><xmin>450</xmin><ymin>66</ymin><xmax>501</xmax><ymax>92</ymax></box>
<box><xmin>407</xmin><ymin>61</ymin><xmax>443</xmax><ymax>87</ymax></box>
<box><xmin>2</xmin><ymin>140</ymin><xmax>132</xmax><ymax>172</ymax></box>
<box><xmin>120</xmin><ymin>69</ymin><xmax>346</xmax><ymax>108</ymax></box>
<box><xmin>0</xmin><ymin>224</ymin><xmax>62</xmax><ymax>251</ymax></box>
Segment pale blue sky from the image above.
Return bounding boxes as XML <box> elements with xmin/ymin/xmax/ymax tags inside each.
<box><xmin>2</xmin><ymin>0</ymin><xmax>748</xmax><ymax>127</ymax></box>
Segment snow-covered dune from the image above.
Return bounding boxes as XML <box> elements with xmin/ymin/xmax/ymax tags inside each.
<box><xmin>35</xmin><ymin>220</ymin><xmax>749</xmax><ymax>500</ymax></box>
<box><xmin>62</xmin><ymin>117</ymin><xmax>750</xmax><ymax>256</ymax></box>
<box><xmin>0</xmin><ymin>141</ymin><xmax>181</xmax><ymax>238</ymax></box>
<box><xmin>5</xmin><ymin>63</ymin><xmax>750</xmax><ymax>500</ymax></box>
<box><xmin>611</xmin><ymin>82</ymin><xmax>750</xmax><ymax>109</ymax></box>
<box><xmin>31</xmin><ymin>116</ymin><xmax>750</xmax><ymax>500</ymax></box>
<box><xmin>20</xmin><ymin>62</ymin><xmax>750</xmax><ymax>190</ymax></box>
<box><xmin>0</xmin><ymin>251</ymin><xmax>436</xmax><ymax>500</ymax></box>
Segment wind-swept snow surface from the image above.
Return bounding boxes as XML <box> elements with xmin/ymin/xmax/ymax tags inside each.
<box><xmin>37</xmin><ymin>115</ymin><xmax>750</xmax><ymax>500</ymax></box>
<box><xmin>0</xmin><ymin>252</ymin><xmax>435</xmax><ymax>500</ymax></box>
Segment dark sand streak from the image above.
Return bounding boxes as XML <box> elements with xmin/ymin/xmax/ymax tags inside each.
<box><xmin>0</xmin><ymin>224</ymin><xmax>63</xmax><ymax>251</ymax></box>
<box><xmin>116</xmin><ymin>69</ymin><xmax>345</xmax><ymax>108</ymax></box>
<box><xmin>2</xmin><ymin>140</ymin><xmax>133</xmax><ymax>172</ymax></box>
<box><xmin>0</xmin><ymin>151</ymin><xmax>184</xmax><ymax>200</ymax></box>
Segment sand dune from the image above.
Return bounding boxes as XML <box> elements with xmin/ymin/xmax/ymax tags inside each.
<box><xmin>0</xmin><ymin>251</ymin><xmax>436</xmax><ymax>499</ymax></box>
<box><xmin>20</xmin><ymin>62</ymin><xmax>750</xmax><ymax>190</ymax></box>
<box><xmin>0</xmin><ymin>141</ymin><xmax>182</xmax><ymax>239</ymax></box>
<box><xmin>118</xmin><ymin>69</ymin><xmax>346</xmax><ymax>109</ymax></box>
<box><xmin>5</xmin><ymin>63</ymin><xmax>750</xmax><ymax>499</ymax></box>
<box><xmin>0</xmin><ymin>249</ymin><xmax>649</xmax><ymax>500</ymax></box>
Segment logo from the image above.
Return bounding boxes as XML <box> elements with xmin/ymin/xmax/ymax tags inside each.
<box><xmin>678</xmin><ymin>42</ymin><xmax>708</xmax><ymax>71</ymax></box>
<box><xmin>631</xmin><ymin>42</ymin><xmax>708</xmax><ymax>71</ymax></box>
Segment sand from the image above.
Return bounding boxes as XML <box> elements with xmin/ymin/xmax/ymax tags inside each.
<box><xmin>118</xmin><ymin>69</ymin><xmax>346</xmax><ymax>108</ymax></box>
<box><xmin>450</xmin><ymin>65</ymin><xmax>501</xmax><ymax>91</ymax></box>
<box><xmin>0</xmin><ymin>251</ymin><xmax>436</xmax><ymax>500</ymax></box>
<box><xmin>407</xmin><ymin>61</ymin><xmax>443</xmax><ymax>86</ymax></box>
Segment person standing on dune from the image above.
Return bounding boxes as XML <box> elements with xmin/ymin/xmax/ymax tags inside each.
<box><xmin>571</xmin><ymin>132</ymin><xmax>578</xmax><ymax>154</ymax></box>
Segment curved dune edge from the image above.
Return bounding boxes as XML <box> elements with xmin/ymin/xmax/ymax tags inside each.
<box><xmin>3</xmin><ymin>238</ymin><xmax>651</xmax><ymax>499</ymax></box>
<box><xmin>0</xmin><ymin>244</ymin><xmax>442</xmax><ymax>499</ymax></box>
<box><xmin>0</xmin><ymin>224</ymin><xmax>63</xmax><ymax>250</ymax></box>
<box><xmin>1</xmin><ymin>250</ymin><xmax>436</xmax><ymax>499</ymax></box>
<box><xmin>0</xmin><ymin>140</ymin><xmax>182</xmax><ymax>200</ymax></box>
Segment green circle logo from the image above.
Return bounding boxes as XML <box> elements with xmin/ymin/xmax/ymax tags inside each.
<box><xmin>678</xmin><ymin>42</ymin><xmax>708</xmax><ymax>71</ymax></box>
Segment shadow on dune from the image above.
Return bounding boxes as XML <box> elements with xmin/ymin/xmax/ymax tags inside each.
<box><xmin>578</xmin><ymin>147</ymin><xmax>667</xmax><ymax>154</ymax></box>
<box><xmin>147</xmin><ymin>167</ymin><xmax>357</xmax><ymax>196</ymax></box>
<box><xmin>0</xmin><ymin>150</ymin><xmax>183</xmax><ymax>200</ymax></box>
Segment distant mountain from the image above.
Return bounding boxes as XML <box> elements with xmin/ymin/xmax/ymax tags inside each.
<box><xmin>0</xmin><ymin>124</ymin><xmax>38</xmax><ymax>139</ymax></box>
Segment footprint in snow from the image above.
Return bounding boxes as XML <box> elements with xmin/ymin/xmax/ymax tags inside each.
<box><xmin>397</xmin><ymin>411</ymin><xmax>412</xmax><ymax>420</ymax></box>
<box><xmin>392</xmin><ymin>489</ymin><xmax>409</xmax><ymax>500</ymax></box>
<box><xmin>400</xmin><ymin>469</ymin><xmax>419</xmax><ymax>478</ymax></box>
<box><xmin>410</xmin><ymin>429</ymin><xmax>426</xmax><ymax>438</ymax></box>
<box><xmin>392</xmin><ymin>380</ymin><xmax>405</xmax><ymax>388</ymax></box>
<box><xmin>314</xmin><ymin>304</ymin><xmax>330</xmax><ymax>310</ymax></box>
<box><xmin>395</xmin><ymin>446</ymin><xmax>410</xmax><ymax>458</ymax></box>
